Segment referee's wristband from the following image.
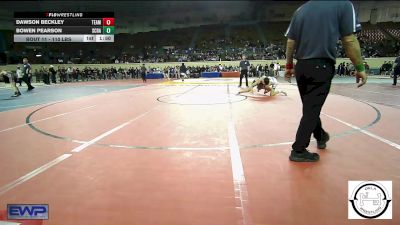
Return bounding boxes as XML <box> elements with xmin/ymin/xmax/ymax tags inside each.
<box><xmin>355</xmin><ymin>64</ymin><xmax>365</xmax><ymax>72</ymax></box>
<box><xmin>286</xmin><ymin>63</ymin><xmax>294</xmax><ymax>70</ymax></box>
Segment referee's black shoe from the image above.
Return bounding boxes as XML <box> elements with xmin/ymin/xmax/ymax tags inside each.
<box><xmin>11</xmin><ymin>92</ymin><xmax>21</xmax><ymax>97</ymax></box>
<box><xmin>27</xmin><ymin>86</ymin><xmax>35</xmax><ymax>91</ymax></box>
<box><xmin>289</xmin><ymin>150</ymin><xmax>319</xmax><ymax>162</ymax></box>
<box><xmin>317</xmin><ymin>132</ymin><xmax>330</xmax><ymax>149</ymax></box>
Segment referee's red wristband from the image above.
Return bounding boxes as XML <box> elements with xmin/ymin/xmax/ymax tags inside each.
<box><xmin>286</xmin><ymin>63</ymin><xmax>294</xmax><ymax>70</ymax></box>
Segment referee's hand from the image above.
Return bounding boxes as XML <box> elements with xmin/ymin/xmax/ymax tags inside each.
<box><xmin>285</xmin><ymin>68</ymin><xmax>295</xmax><ymax>83</ymax></box>
<box><xmin>356</xmin><ymin>71</ymin><xmax>367</xmax><ymax>88</ymax></box>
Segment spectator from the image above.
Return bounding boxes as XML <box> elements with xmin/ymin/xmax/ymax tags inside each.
<box><xmin>16</xmin><ymin>66</ymin><xmax>22</xmax><ymax>86</ymax></box>
<box><xmin>393</xmin><ymin>55</ymin><xmax>400</xmax><ymax>85</ymax></box>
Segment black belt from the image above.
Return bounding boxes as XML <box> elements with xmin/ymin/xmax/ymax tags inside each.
<box><xmin>298</xmin><ymin>58</ymin><xmax>335</xmax><ymax>65</ymax></box>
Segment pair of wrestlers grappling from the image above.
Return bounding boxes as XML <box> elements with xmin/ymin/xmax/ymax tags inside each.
<box><xmin>238</xmin><ymin>75</ymin><xmax>287</xmax><ymax>96</ymax></box>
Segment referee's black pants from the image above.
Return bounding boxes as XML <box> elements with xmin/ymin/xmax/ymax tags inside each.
<box><xmin>21</xmin><ymin>75</ymin><xmax>34</xmax><ymax>90</ymax></box>
<box><xmin>393</xmin><ymin>67</ymin><xmax>399</xmax><ymax>85</ymax></box>
<box><xmin>51</xmin><ymin>73</ymin><xmax>57</xmax><ymax>83</ymax></box>
<box><xmin>43</xmin><ymin>73</ymin><xmax>50</xmax><ymax>84</ymax></box>
<box><xmin>141</xmin><ymin>72</ymin><xmax>146</xmax><ymax>82</ymax></box>
<box><xmin>239</xmin><ymin>69</ymin><xmax>248</xmax><ymax>87</ymax></box>
<box><xmin>292</xmin><ymin>59</ymin><xmax>334</xmax><ymax>152</ymax></box>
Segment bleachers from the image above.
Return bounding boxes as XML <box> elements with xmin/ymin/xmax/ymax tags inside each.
<box><xmin>358</xmin><ymin>23</ymin><xmax>389</xmax><ymax>43</ymax></box>
<box><xmin>2</xmin><ymin>21</ymin><xmax>399</xmax><ymax>65</ymax></box>
<box><xmin>260</xmin><ymin>22</ymin><xmax>289</xmax><ymax>43</ymax></box>
<box><xmin>194</xmin><ymin>24</ymin><xmax>225</xmax><ymax>49</ymax></box>
<box><xmin>379</xmin><ymin>22</ymin><xmax>400</xmax><ymax>40</ymax></box>
<box><xmin>386</xmin><ymin>28</ymin><xmax>400</xmax><ymax>39</ymax></box>
<box><xmin>359</xmin><ymin>29</ymin><xmax>388</xmax><ymax>42</ymax></box>
<box><xmin>230</xmin><ymin>25</ymin><xmax>260</xmax><ymax>47</ymax></box>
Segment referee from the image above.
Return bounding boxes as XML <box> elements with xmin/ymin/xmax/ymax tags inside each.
<box><xmin>180</xmin><ymin>62</ymin><xmax>187</xmax><ymax>82</ymax></box>
<box><xmin>285</xmin><ymin>0</ymin><xmax>367</xmax><ymax>162</ymax></box>
<box><xmin>140</xmin><ymin>63</ymin><xmax>147</xmax><ymax>83</ymax></box>
<box><xmin>393</xmin><ymin>55</ymin><xmax>399</xmax><ymax>86</ymax></box>
<box><xmin>239</xmin><ymin>54</ymin><xmax>250</xmax><ymax>87</ymax></box>
<box><xmin>22</xmin><ymin>58</ymin><xmax>35</xmax><ymax>91</ymax></box>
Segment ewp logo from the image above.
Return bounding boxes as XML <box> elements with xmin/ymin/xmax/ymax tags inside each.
<box><xmin>7</xmin><ymin>204</ymin><xmax>48</xmax><ymax>220</ymax></box>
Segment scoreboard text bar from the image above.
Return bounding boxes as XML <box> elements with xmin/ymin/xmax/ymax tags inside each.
<box><xmin>14</xmin><ymin>34</ymin><xmax>114</xmax><ymax>42</ymax></box>
<box><xmin>14</xmin><ymin>12</ymin><xmax>114</xmax><ymax>42</ymax></box>
<box><xmin>15</xmin><ymin>18</ymin><xmax>112</xmax><ymax>26</ymax></box>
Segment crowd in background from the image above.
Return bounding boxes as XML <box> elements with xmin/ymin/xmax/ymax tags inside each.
<box><xmin>1</xmin><ymin>59</ymin><xmax>397</xmax><ymax>85</ymax></box>
<box><xmin>5</xmin><ymin>62</ymin><xmax>283</xmax><ymax>83</ymax></box>
<box><xmin>6</xmin><ymin>21</ymin><xmax>400</xmax><ymax>65</ymax></box>
<box><xmin>379</xmin><ymin>61</ymin><xmax>396</xmax><ymax>75</ymax></box>
<box><xmin>5</xmin><ymin>59</ymin><xmax>397</xmax><ymax>85</ymax></box>
<box><xmin>98</xmin><ymin>39</ymin><xmax>286</xmax><ymax>64</ymax></box>
<box><xmin>115</xmin><ymin>39</ymin><xmax>400</xmax><ymax>64</ymax></box>
<box><xmin>32</xmin><ymin>66</ymin><xmax>147</xmax><ymax>84</ymax></box>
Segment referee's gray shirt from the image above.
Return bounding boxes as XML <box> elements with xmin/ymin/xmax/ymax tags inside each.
<box><xmin>23</xmin><ymin>63</ymin><xmax>31</xmax><ymax>76</ymax></box>
<box><xmin>240</xmin><ymin>60</ymin><xmax>250</xmax><ymax>71</ymax></box>
<box><xmin>285</xmin><ymin>0</ymin><xmax>361</xmax><ymax>62</ymax></box>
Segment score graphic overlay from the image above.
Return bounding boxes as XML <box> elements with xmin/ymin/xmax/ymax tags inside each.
<box><xmin>14</xmin><ymin>12</ymin><xmax>115</xmax><ymax>42</ymax></box>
